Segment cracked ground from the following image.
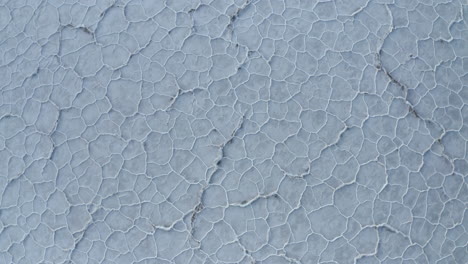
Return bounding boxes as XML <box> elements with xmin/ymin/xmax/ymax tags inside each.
<box><xmin>0</xmin><ymin>0</ymin><xmax>467</xmax><ymax>263</ymax></box>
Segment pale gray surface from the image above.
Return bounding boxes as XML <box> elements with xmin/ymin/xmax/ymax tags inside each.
<box><xmin>0</xmin><ymin>0</ymin><xmax>467</xmax><ymax>263</ymax></box>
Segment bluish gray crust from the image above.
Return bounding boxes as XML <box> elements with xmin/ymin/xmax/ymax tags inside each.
<box><xmin>0</xmin><ymin>0</ymin><xmax>467</xmax><ymax>263</ymax></box>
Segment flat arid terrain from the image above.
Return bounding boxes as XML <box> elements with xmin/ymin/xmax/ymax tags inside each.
<box><xmin>0</xmin><ymin>0</ymin><xmax>467</xmax><ymax>263</ymax></box>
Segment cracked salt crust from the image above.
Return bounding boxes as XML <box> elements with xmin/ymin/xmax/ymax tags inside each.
<box><xmin>0</xmin><ymin>0</ymin><xmax>467</xmax><ymax>263</ymax></box>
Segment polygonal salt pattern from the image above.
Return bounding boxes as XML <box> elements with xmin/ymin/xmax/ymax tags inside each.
<box><xmin>0</xmin><ymin>0</ymin><xmax>467</xmax><ymax>263</ymax></box>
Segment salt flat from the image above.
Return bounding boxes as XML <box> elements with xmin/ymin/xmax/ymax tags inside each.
<box><xmin>0</xmin><ymin>0</ymin><xmax>467</xmax><ymax>263</ymax></box>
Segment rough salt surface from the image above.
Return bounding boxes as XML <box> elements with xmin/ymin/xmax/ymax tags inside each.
<box><xmin>0</xmin><ymin>0</ymin><xmax>467</xmax><ymax>263</ymax></box>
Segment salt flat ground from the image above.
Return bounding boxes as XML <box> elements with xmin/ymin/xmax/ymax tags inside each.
<box><xmin>0</xmin><ymin>0</ymin><xmax>467</xmax><ymax>263</ymax></box>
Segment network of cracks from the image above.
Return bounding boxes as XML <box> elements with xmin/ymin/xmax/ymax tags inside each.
<box><xmin>0</xmin><ymin>0</ymin><xmax>467</xmax><ymax>263</ymax></box>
